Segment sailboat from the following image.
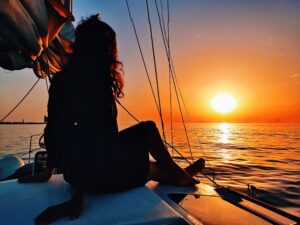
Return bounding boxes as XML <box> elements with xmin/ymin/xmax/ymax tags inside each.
<box><xmin>0</xmin><ymin>1</ymin><xmax>299</xmax><ymax>224</ymax></box>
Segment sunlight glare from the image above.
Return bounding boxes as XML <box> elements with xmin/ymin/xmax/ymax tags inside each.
<box><xmin>211</xmin><ymin>94</ymin><xmax>237</xmax><ymax>114</ymax></box>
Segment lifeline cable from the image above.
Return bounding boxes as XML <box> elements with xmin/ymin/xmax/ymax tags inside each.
<box><xmin>145</xmin><ymin>0</ymin><xmax>166</xmax><ymax>141</ymax></box>
<box><xmin>123</xmin><ymin>0</ymin><xmax>267</xmax><ymax>196</ymax></box>
<box><xmin>0</xmin><ymin>78</ymin><xmax>40</xmax><ymax>122</ymax></box>
<box><xmin>154</xmin><ymin>0</ymin><xmax>195</xmax><ymax>163</ymax></box>
<box><xmin>125</xmin><ymin>0</ymin><xmax>160</xmax><ymax>115</ymax></box>
<box><xmin>116</xmin><ymin>99</ymin><xmax>193</xmax><ymax>166</ymax></box>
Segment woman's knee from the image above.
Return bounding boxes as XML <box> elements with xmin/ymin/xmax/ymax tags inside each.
<box><xmin>142</xmin><ymin>120</ymin><xmax>157</xmax><ymax>129</ymax></box>
<box><xmin>141</xmin><ymin>121</ymin><xmax>160</xmax><ymax>138</ymax></box>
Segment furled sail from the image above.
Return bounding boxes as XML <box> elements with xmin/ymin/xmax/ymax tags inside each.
<box><xmin>0</xmin><ymin>0</ymin><xmax>74</xmax><ymax>77</ymax></box>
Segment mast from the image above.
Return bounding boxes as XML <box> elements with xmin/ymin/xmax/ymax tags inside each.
<box><xmin>63</xmin><ymin>0</ymin><xmax>72</xmax><ymax>13</ymax></box>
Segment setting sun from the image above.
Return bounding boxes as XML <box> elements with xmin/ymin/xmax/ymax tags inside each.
<box><xmin>211</xmin><ymin>94</ymin><xmax>237</xmax><ymax>114</ymax></box>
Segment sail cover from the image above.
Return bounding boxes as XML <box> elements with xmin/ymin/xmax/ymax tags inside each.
<box><xmin>0</xmin><ymin>0</ymin><xmax>74</xmax><ymax>77</ymax></box>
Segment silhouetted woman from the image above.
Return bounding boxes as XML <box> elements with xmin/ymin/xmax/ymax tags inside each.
<box><xmin>19</xmin><ymin>15</ymin><xmax>205</xmax><ymax>224</ymax></box>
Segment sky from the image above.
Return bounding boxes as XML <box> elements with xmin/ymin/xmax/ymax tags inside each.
<box><xmin>0</xmin><ymin>0</ymin><xmax>300</xmax><ymax>123</ymax></box>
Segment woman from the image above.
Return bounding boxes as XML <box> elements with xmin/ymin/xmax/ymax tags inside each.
<box><xmin>19</xmin><ymin>15</ymin><xmax>205</xmax><ymax>224</ymax></box>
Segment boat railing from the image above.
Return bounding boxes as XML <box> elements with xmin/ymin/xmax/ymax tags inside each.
<box><xmin>19</xmin><ymin>133</ymin><xmax>44</xmax><ymax>164</ymax></box>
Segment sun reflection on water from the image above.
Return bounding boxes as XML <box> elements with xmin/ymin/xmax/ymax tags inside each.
<box><xmin>218</xmin><ymin>123</ymin><xmax>231</xmax><ymax>163</ymax></box>
<box><xmin>219</xmin><ymin>123</ymin><xmax>230</xmax><ymax>144</ymax></box>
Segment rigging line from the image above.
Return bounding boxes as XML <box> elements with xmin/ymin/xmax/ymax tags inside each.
<box><xmin>170</xmin><ymin>57</ymin><xmax>213</xmax><ymax>169</ymax></box>
<box><xmin>124</xmin><ymin>0</ymin><xmax>160</xmax><ymax>115</ymax></box>
<box><xmin>162</xmin><ymin>42</ymin><xmax>213</xmax><ymax>169</ymax></box>
<box><xmin>156</xmin><ymin>0</ymin><xmax>210</xmax><ymax>169</ymax></box>
<box><xmin>154</xmin><ymin>0</ymin><xmax>194</xmax><ymax>163</ymax></box>
<box><xmin>167</xmin><ymin>0</ymin><xmax>170</xmax><ymax>45</ymax></box>
<box><xmin>216</xmin><ymin>173</ymin><xmax>249</xmax><ymax>186</ymax></box>
<box><xmin>115</xmin><ymin>98</ymin><xmax>140</xmax><ymax>123</ymax></box>
<box><xmin>161</xmin><ymin>41</ymin><xmax>213</xmax><ymax>169</ymax></box>
<box><xmin>170</xmin><ymin>63</ymin><xmax>195</xmax><ymax>162</ymax></box>
<box><xmin>157</xmin><ymin>0</ymin><xmax>173</xmax><ymax>149</ymax></box>
<box><xmin>117</xmin><ymin>98</ymin><xmax>209</xmax><ymax>184</ymax></box>
<box><xmin>164</xmin><ymin>0</ymin><xmax>174</xmax><ymax>156</ymax></box>
<box><xmin>126</xmin><ymin>0</ymin><xmax>210</xmax><ymax>177</ymax></box>
<box><xmin>116</xmin><ymin>98</ymin><xmax>193</xmax><ymax>165</ymax></box>
<box><xmin>169</xmin><ymin>62</ymin><xmax>174</xmax><ymax>154</ymax></box>
<box><xmin>159</xmin><ymin>0</ymin><xmax>167</xmax><ymax>43</ymax></box>
<box><xmin>170</xmin><ymin>56</ymin><xmax>213</xmax><ymax>169</ymax></box>
<box><xmin>154</xmin><ymin>0</ymin><xmax>212</xmax><ymax>170</ymax></box>
<box><xmin>164</xmin><ymin>142</ymin><xmax>192</xmax><ymax>165</ymax></box>
<box><xmin>197</xmin><ymin>172</ymin><xmax>220</xmax><ymax>187</ymax></box>
<box><xmin>145</xmin><ymin>0</ymin><xmax>166</xmax><ymax>142</ymax></box>
<box><xmin>165</xmin><ymin>0</ymin><xmax>174</xmax><ymax>151</ymax></box>
<box><xmin>154</xmin><ymin>0</ymin><xmax>179</xmax><ymax>152</ymax></box>
<box><xmin>0</xmin><ymin>78</ymin><xmax>40</xmax><ymax>122</ymax></box>
<box><xmin>126</xmin><ymin>1</ymin><xmax>246</xmax><ymax>189</ymax></box>
<box><xmin>45</xmin><ymin>76</ymin><xmax>49</xmax><ymax>93</ymax></box>
<box><xmin>202</xmin><ymin>168</ymin><xmax>256</xmax><ymax>187</ymax></box>
<box><xmin>159</xmin><ymin>0</ymin><xmax>173</xmax><ymax>154</ymax></box>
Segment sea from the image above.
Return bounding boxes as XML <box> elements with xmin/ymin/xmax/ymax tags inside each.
<box><xmin>0</xmin><ymin>123</ymin><xmax>299</xmax><ymax>217</ymax></box>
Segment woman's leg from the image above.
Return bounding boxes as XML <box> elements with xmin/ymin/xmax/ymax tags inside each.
<box><xmin>142</xmin><ymin>121</ymin><xmax>205</xmax><ymax>186</ymax></box>
<box><xmin>148</xmin><ymin>158</ymin><xmax>205</xmax><ymax>185</ymax></box>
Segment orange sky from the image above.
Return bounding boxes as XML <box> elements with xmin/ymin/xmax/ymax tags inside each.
<box><xmin>0</xmin><ymin>1</ymin><xmax>299</xmax><ymax>123</ymax></box>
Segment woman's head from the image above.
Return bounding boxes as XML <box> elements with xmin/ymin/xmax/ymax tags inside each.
<box><xmin>72</xmin><ymin>14</ymin><xmax>124</xmax><ymax>98</ymax></box>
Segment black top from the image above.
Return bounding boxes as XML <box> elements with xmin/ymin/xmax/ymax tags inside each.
<box><xmin>44</xmin><ymin>58</ymin><xmax>123</xmax><ymax>191</ymax></box>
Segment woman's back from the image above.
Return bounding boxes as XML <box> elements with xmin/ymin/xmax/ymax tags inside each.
<box><xmin>50</xmin><ymin>57</ymin><xmax>121</xmax><ymax>191</ymax></box>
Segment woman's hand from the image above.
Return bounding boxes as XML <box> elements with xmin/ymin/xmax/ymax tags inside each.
<box><xmin>35</xmin><ymin>189</ymin><xmax>84</xmax><ymax>225</ymax></box>
<box><xmin>18</xmin><ymin>167</ymin><xmax>54</xmax><ymax>183</ymax></box>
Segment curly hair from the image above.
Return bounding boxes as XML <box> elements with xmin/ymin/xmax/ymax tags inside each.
<box><xmin>73</xmin><ymin>14</ymin><xmax>124</xmax><ymax>98</ymax></box>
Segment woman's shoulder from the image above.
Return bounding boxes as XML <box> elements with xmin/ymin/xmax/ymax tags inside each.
<box><xmin>51</xmin><ymin>66</ymin><xmax>71</xmax><ymax>83</ymax></box>
<box><xmin>49</xmin><ymin>69</ymin><xmax>70</xmax><ymax>96</ymax></box>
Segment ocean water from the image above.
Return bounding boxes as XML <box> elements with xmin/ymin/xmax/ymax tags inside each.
<box><xmin>0</xmin><ymin>123</ymin><xmax>299</xmax><ymax>217</ymax></box>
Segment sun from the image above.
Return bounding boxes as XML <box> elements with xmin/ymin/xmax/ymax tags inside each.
<box><xmin>211</xmin><ymin>94</ymin><xmax>237</xmax><ymax>114</ymax></box>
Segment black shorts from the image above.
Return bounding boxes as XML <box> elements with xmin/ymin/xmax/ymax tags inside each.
<box><xmin>63</xmin><ymin>121</ymin><xmax>153</xmax><ymax>193</ymax></box>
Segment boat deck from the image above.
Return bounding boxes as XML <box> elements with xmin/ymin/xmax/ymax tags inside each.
<box><xmin>0</xmin><ymin>175</ymin><xmax>187</xmax><ymax>225</ymax></box>
<box><xmin>147</xmin><ymin>182</ymin><xmax>299</xmax><ymax>225</ymax></box>
<box><xmin>0</xmin><ymin>175</ymin><xmax>298</xmax><ymax>225</ymax></box>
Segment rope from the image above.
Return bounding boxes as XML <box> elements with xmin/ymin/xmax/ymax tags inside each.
<box><xmin>145</xmin><ymin>0</ymin><xmax>166</xmax><ymax>142</ymax></box>
<box><xmin>154</xmin><ymin>0</ymin><xmax>194</xmax><ymax>163</ymax></box>
<box><xmin>155</xmin><ymin>0</ymin><xmax>213</xmax><ymax>169</ymax></box>
<box><xmin>116</xmin><ymin>98</ymin><xmax>193</xmax><ymax>167</ymax></box>
<box><xmin>167</xmin><ymin>0</ymin><xmax>170</xmax><ymax>44</ymax></box>
<box><xmin>115</xmin><ymin>99</ymin><xmax>140</xmax><ymax>123</ymax></box>
<box><xmin>45</xmin><ymin>76</ymin><xmax>49</xmax><ymax>93</ymax></box>
<box><xmin>171</xmin><ymin>58</ymin><xmax>213</xmax><ymax>169</ymax></box>
<box><xmin>0</xmin><ymin>78</ymin><xmax>40</xmax><ymax>122</ymax></box>
<box><xmin>125</xmin><ymin>0</ymin><xmax>160</xmax><ymax>115</ymax></box>
<box><xmin>115</xmin><ymin>50</ymin><xmax>250</xmax><ymax>193</ymax></box>
<box><xmin>117</xmin><ymin>90</ymin><xmax>250</xmax><ymax>190</ymax></box>
<box><xmin>124</xmin><ymin>0</ymin><xmax>263</xmax><ymax>196</ymax></box>
<box><xmin>164</xmin><ymin>0</ymin><xmax>174</xmax><ymax>155</ymax></box>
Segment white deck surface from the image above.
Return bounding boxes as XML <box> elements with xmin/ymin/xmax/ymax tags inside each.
<box><xmin>0</xmin><ymin>175</ymin><xmax>187</xmax><ymax>225</ymax></box>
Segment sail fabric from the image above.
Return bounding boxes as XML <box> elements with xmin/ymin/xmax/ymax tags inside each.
<box><xmin>0</xmin><ymin>0</ymin><xmax>74</xmax><ymax>77</ymax></box>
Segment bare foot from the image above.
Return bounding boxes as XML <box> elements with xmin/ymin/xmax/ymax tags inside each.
<box><xmin>35</xmin><ymin>189</ymin><xmax>84</xmax><ymax>225</ymax></box>
<box><xmin>173</xmin><ymin>158</ymin><xmax>205</xmax><ymax>186</ymax></box>
<box><xmin>174</xmin><ymin>165</ymin><xmax>200</xmax><ymax>187</ymax></box>
<box><xmin>174</xmin><ymin>170</ymin><xmax>200</xmax><ymax>186</ymax></box>
<box><xmin>185</xmin><ymin>158</ymin><xmax>205</xmax><ymax>177</ymax></box>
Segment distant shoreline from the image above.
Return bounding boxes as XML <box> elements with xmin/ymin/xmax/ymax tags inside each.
<box><xmin>0</xmin><ymin>122</ymin><xmax>45</xmax><ymax>125</ymax></box>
